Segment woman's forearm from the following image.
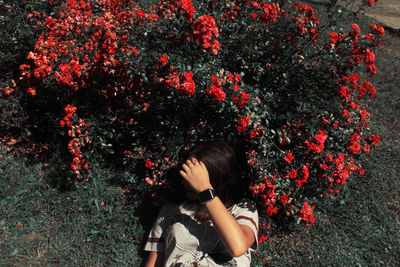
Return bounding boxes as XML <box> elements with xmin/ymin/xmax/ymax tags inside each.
<box><xmin>204</xmin><ymin>196</ymin><xmax>255</xmax><ymax>257</ymax></box>
<box><xmin>145</xmin><ymin>251</ymin><xmax>164</xmax><ymax>267</ymax></box>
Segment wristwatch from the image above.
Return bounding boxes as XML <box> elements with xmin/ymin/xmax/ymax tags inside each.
<box><xmin>198</xmin><ymin>188</ymin><xmax>216</xmax><ymax>204</ymax></box>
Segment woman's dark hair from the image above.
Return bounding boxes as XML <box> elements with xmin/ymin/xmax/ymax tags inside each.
<box><xmin>167</xmin><ymin>141</ymin><xmax>248</xmax><ymax>222</ymax></box>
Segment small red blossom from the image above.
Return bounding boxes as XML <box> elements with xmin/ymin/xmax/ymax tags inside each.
<box><xmin>266</xmin><ymin>205</ymin><xmax>278</xmax><ymax>216</ymax></box>
<box><xmin>288</xmin><ymin>169</ymin><xmax>298</xmax><ymax>179</ymax></box>
<box><xmin>237</xmin><ymin>115</ymin><xmax>251</xmax><ymax>133</ymax></box>
<box><xmin>258</xmin><ymin>234</ymin><xmax>268</xmax><ymax>244</ymax></box>
<box><xmin>329</xmin><ymin>32</ymin><xmax>339</xmax><ymax>44</ymax></box>
<box><xmin>65</xmin><ymin>104</ymin><xmax>77</xmax><ymax>115</ymax></box>
<box><xmin>366</xmin><ymin>0</ymin><xmax>378</xmax><ymax>7</ymax></box>
<box><xmin>280</xmin><ymin>195</ymin><xmax>289</xmax><ymax>205</ymax></box>
<box><xmin>159</xmin><ymin>53</ymin><xmax>168</xmax><ymax>65</ymax></box>
<box><xmin>284</xmin><ymin>152</ymin><xmax>294</xmax><ymax>163</ymax></box>
<box><xmin>27</xmin><ymin>87</ymin><xmax>37</xmax><ymax>96</ymax></box>
<box><xmin>145</xmin><ymin>160</ymin><xmax>153</xmax><ymax>169</ymax></box>
<box><xmin>238</xmin><ymin>91</ymin><xmax>250</xmax><ymax>107</ymax></box>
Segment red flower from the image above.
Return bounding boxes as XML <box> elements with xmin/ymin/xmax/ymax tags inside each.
<box><xmin>266</xmin><ymin>205</ymin><xmax>278</xmax><ymax>216</ymax></box>
<box><xmin>365</xmin><ymin>49</ymin><xmax>375</xmax><ymax>64</ymax></box>
<box><xmin>288</xmin><ymin>169</ymin><xmax>298</xmax><ymax>179</ymax></box>
<box><xmin>159</xmin><ymin>53</ymin><xmax>168</xmax><ymax>65</ymax></box>
<box><xmin>326</xmin><ymin>154</ymin><xmax>333</xmax><ymax>162</ymax></box>
<box><xmin>237</xmin><ymin>115</ymin><xmax>251</xmax><ymax>133</ymax></box>
<box><xmin>366</xmin><ymin>0</ymin><xmax>378</xmax><ymax>6</ymax></box>
<box><xmin>343</xmin><ymin>74</ymin><xmax>359</xmax><ymax>84</ymax></box>
<box><xmin>329</xmin><ymin>32</ymin><xmax>339</xmax><ymax>44</ymax></box>
<box><xmin>315</xmin><ymin>130</ymin><xmax>327</xmax><ymax>144</ymax></box>
<box><xmin>180</xmin><ymin>71</ymin><xmax>196</xmax><ymax>96</ymax></box>
<box><xmin>206</xmin><ymin>84</ymin><xmax>226</xmax><ymax>102</ymax></box>
<box><xmin>339</xmin><ymin>86</ymin><xmax>350</xmax><ymax>99</ymax></box>
<box><xmin>284</xmin><ymin>152</ymin><xmax>294</xmax><ymax>163</ymax></box>
<box><xmin>65</xmin><ymin>104</ymin><xmax>77</xmax><ymax>115</ymax></box>
<box><xmin>369</xmin><ymin>24</ymin><xmax>385</xmax><ymax>36</ymax></box>
<box><xmin>351</xmin><ymin>24</ymin><xmax>361</xmax><ymax>34</ymax></box>
<box><xmin>239</xmin><ymin>91</ymin><xmax>250</xmax><ymax>107</ymax></box>
<box><xmin>280</xmin><ymin>195</ymin><xmax>288</xmax><ymax>205</ymax></box>
<box><xmin>305</xmin><ymin>130</ymin><xmax>327</xmax><ymax>154</ymax></box>
<box><xmin>27</xmin><ymin>87</ymin><xmax>37</xmax><ymax>96</ymax></box>
<box><xmin>176</xmin><ymin>0</ymin><xmax>195</xmax><ymax>21</ymax></box>
<box><xmin>145</xmin><ymin>160</ymin><xmax>153</xmax><ymax>169</ymax></box>
<box><xmin>258</xmin><ymin>234</ymin><xmax>268</xmax><ymax>244</ymax></box>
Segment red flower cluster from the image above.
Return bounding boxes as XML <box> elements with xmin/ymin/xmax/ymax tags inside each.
<box><xmin>55</xmin><ymin>59</ymin><xmax>84</xmax><ymax>91</ymax></box>
<box><xmin>347</xmin><ymin>132</ymin><xmax>361</xmax><ymax>154</ymax></box>
<box><xmin>329</xmin><ymin>31</ymin><xmax>344</xmax><ymax>44</ymax></box>
<box><xmin>297</xmin><ymin>202</ymin><xmax>316</xmax><ymax>223</ymax></box>
<box><xmin>369</xmin><ymin>24</ymin><xmax>385</xmax><ymax>37</ymax></box>
<box><xmin>162</xmin><ymin>68</ymin><xmax>196</xmax><ymax>97</ymax></box>
<box><xmin>304</xmin><ymin>130</ymin><xmax>327</xmax><ymax>154</ymax></box>
<box><xmin>295</xmin><ymin>164</ymin><xmax>309</xmax><ymax>188</ymax></box>
<box><xmin>251</xmin><ymin>2</ymin><xmax>280</xmax><ymax>25</ymax></box>
<box><xmin>60</xmin><ymin>105</ymin><xmax>90</xmax><ymax>178</ymax></box>
<box><xmin>349</xmin><ymin>23</ymin><xmax>362</xmax><ymax>43</ymax></box>
<box><xmin>206</xmin><ymin>84</ymin><xmax>226</xmax><ymax>102</ymax></box>
<box><xmin>249</xmin><ymin>178</ymin><xmax>278</xmax><ymax>216</ymax></box>
<box><xmin>291</xmin><ymin>1</ymin><xmax>319</xmax><ymax>35</ymax></box>
<box><xmin>191</xmin><ymin>15</ymin><xmax>220</xmax><ymax>54</ymax></box>
<box><xmin>236</xmin><ymin>115</ymin><xmax>251</xmax><ymax>133</ymax></box>
<box><xmin>284</xmin><ymin>152</ymin><xmax>294</xmax><ymax>163</ymax></box>
<box><xmin>158</xmin><ymin>53</ymin><xmax>168</xmax><ymax>65</ymax></box>
<box><xmin>176</xmin><ymin>0</ymin><xmax>195</xmax><ymax>21</ymax></box>
<box><xmin>179</xmin><ymin>71</ymin><xmax>196</xmax><ymax>96</ymax></box>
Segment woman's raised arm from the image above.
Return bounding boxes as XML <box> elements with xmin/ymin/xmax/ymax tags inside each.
<box><xmin>179</xmin><ymin>158</ymin><xmax>255</xmax><ymax>257</ymax></box>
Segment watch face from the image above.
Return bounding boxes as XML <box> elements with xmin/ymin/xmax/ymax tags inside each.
<box><xmin>198</xmin><ymin>189</ymin><xmax>215</xmax><ymax>204</ymax></box>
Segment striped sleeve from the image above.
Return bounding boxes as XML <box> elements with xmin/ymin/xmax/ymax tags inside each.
<box><xmin>232</xmin><ymin>199</ymin><xmax>259</xmax><ymax>251</ymax></box>
<box><xmin>143</xmin><ymin>203</ymin><xmax>173</xmax><ymax>252</ymax></box>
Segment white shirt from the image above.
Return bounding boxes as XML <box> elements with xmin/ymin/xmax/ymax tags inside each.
<box><xmin>144</xmin><ymin>199</ymin><xmax>259</xmax><ymax>266</ymax></box>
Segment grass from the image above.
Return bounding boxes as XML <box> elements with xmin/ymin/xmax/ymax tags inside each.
<box><xmin>0</xmin><ymin>150</ymin><xmax>148</xmax><ymax>266</ymax></box>
<box><xmin>1</xmin><ymin>3</ymin><xmax>399</xmax><ymax>267</ymax></box>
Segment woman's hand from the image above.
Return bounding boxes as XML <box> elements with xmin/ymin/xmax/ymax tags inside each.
<box><xmin>179</xmin><ymin>158</ymin><xmax>212</xmax><ymax>193</ymax></box>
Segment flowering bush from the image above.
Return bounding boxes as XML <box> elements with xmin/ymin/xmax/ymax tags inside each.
<box><xmin>3</xmin><ymin>0</ymin><xmax>384</xmax><ymax>243</ymax></box>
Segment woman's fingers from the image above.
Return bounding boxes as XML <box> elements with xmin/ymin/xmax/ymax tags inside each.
<box><xmin>199</xmin><ymin>160</ymin><xmax>205</xmax><ymax>168</ymax></box>
<box><xmin>179</xmin><ymin>169</ymin><xmax>187</xmax><ymax>179</ymax></box>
